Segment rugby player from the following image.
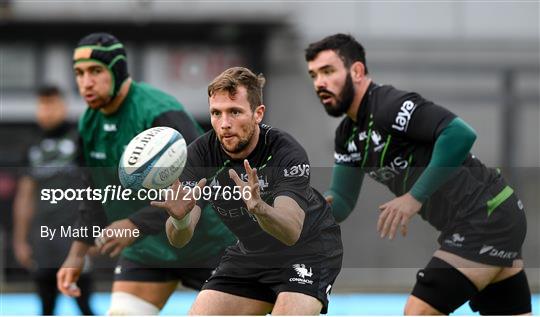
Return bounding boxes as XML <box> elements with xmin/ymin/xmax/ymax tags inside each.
<box><xmin>305</xmin><ymin>33</ymin><xmax>531</xmax><ymax>315</ymax></box>
<box><xmin>152</xmin><ymin>67</ymin><xmax>343</xmax><ymax>315</ymax></box>
<box><xmin>56</xmin><ymin>32</ymin><xmax>236</xmax><ymax>315</ymax></box>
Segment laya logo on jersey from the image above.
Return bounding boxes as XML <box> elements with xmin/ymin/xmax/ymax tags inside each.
<box><xmin>368</xmin><ymin>156</ymin><xmax>408</xmax><ymax>182</ymax></box>
<box><xmin>392</xmin><ymin>100</ymin><xmax>417</xmax><ymax>132</ymax></box>
<box><xmin>283</xmin><ymin>164</ymin><xmax>310</xmax><ymax>178</ymax></box>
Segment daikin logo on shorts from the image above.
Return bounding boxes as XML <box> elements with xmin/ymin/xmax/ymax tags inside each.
<box><xmin>479</xmin><ymin>245</ymin><xmax>518</xmax><ymax>259</ymax></box>
<box><xmin>289</xmin><ymin>264</ymin><xmax>314</xmax><ymax>285</ymax></box>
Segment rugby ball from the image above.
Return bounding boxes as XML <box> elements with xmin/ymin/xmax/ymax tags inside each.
<box><xmin>118</xmin><ymin>127</ymin><xmax>187</xmax><ymax>190</ymax></box>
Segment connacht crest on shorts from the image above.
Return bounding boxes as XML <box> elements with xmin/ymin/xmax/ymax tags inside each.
<box><xmin>293</xmin><ymin>264</ymin><xmax>313</xmax><ymax>279</ymax></box>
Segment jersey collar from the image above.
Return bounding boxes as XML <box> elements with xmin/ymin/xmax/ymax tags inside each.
<box><xmin>356</xmin><ymin>81</ymin><xmax>378</xmax><ymax>124</ymax></box>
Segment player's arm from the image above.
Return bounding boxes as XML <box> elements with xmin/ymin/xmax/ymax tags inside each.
<box><xmin>326</xmin><ymin>165</ymin><xmax>364</xmax><ymax>222</ymax></box>
<box><xmin>165</xmin><ymin>204</ymin><xmax>201</xmax><ymax>248</ymax></box>
<box><xmin>229</xmin><ymin>160</ymin><xmax>304</xmax><ymax>246</ymax></box>
<box><xmin>57</xmin><ymin>240</ymin><xmax>90</xmax><ymax>297</ymax></box>
<box><xmin>151</xmin><ymin>178</ymin><xmax>206</xmax><ymax>248</ymax></box>
<box><xmin>325</xmin><ymin>121</ymin><xmax>365</xmax><ymax>222</ymax></box>
<box><xmin>12</xmin><ymin>175</ymin><xmax>36</xmax><ymax>269</ymax></box>
<box><xmin>377</xmin><ymin>94</ymin><xmax>476</xmax><ymax>238</ymax></box>
<box><xmin>409</xmin><ymin>117</ymin><xmax>476</xmax><ymax>202</ymax></box>
<box><xmin>254</xmin><ymin>195</ymin><xmax>305</xmax><ymax>246</ymax></box>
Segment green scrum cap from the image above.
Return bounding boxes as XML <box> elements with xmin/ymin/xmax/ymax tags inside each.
<box><xmin>73</xmin><ymin>32</ymin><xmax>129</xmax><ymax>98</ymax></box>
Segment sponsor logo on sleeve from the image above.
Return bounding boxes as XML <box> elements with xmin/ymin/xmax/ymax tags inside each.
<box><xmin>283</xmin><ymin>164</ymin><xmax>310</xmax><ymax>178</ymax></box>
<box><xmin>391</xmin><ymin>100</ymin><xmax>417</xmax><ymax>132</ymax></box>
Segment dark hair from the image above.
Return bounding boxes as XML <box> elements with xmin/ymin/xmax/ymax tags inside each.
<box><xmin>37</xmin><ymin>85</ymin><xmax>63</xmax><ymax>98</ymax></box>
<box><xmin>208</xmin><ymin>67</ymin><xmax>265</xmax><ymax>111</ymax></box>
<box><xmin>305</xmin><ymin>33</ymin><xmax>369</xmax><ymax>74</ymax></box>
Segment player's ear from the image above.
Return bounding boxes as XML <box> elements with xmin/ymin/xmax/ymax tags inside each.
<box><xmin>350</xmin><ymin>61</ymin><xmax>366</xmax><ymax>83</ymax></box>
<box><xmin>254</xmin><ymin>105</ymin><xmax>265</xmax><ymax>124</ymax></box>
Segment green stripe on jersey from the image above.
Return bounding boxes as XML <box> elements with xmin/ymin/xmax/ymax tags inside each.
<box><xmin>487</xmin><ymin>185</ymin><xmax>513</xmax><ymax>217</ymax></box>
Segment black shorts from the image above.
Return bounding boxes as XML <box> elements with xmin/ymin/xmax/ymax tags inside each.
<box><xmin>202</xmin><ymin>251</ymin><xmax>343</xmax><ymax>314</ymax></box>
<box><xmin>438</xmin><ymin>182</ymin><xmax>527</xmax><ymax>267</ymax></box>
<box><xmin>113</xmin><ymin>257</ymin><xmax>219</xmax><ymax>291</ymax></box>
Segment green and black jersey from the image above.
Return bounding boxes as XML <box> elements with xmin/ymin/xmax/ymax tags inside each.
<box><xmin>334</xmin><ymin>82</ymin><xmax>503</xmax><ymax>230</ymax></box>
<box><xmin>76</xmin><ymin>81</ymin><xmax>236</xmax><ymax>267</ymax></box>
<box><xmin>182</xmin><ymin>124</ymin><xmax>341</xmax><ymax>259</ymax></box>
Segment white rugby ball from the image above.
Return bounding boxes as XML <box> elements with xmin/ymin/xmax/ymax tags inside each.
<box><xmin>118</xmin><ymin>127</ymin><xmax>187</xmax><ymax>190</ymax></box>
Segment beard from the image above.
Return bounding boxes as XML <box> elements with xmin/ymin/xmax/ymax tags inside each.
<box><xmin>86</xmin><ymin>95</ymin><xmax>112</xmax><ymax>110</ymax></box>
<box><xmin>318</xmin><ymin>74</ymin><xmax>355</xmax><ymax>117</ymax></box>
<box><xmin>221</xmin><ymin>124</ymin><xmax>256</xmax><ymax>154</ymax></box>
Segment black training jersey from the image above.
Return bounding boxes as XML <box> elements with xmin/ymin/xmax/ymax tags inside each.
<box><xmin>182</xmin><ymin>124</ymin><xmax>341</xmax><ymax>259</ymax></box>
<box><xmin>334</xmin><ymin>82</ymin><xmax>500</xmax><ymax>230</ymax></box>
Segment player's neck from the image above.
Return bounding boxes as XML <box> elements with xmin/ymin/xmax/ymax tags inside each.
<box><xmin>226</xmin><ymin>124</ymin><xmax>261</xmax><ymax>160</ymax></box>
<box><xmin>346</xmin><ymin>77</ymin><xmax>372</xmax><ymax>122</ymax></box>
<box><xmin>100</xmin><ymin>78</ymin><xmax>132</xmax><ymax>115</ymax></box>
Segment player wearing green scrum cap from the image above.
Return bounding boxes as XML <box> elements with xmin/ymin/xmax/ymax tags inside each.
<box><xmin>57</xmin><ymin>32</ymin><xmax>236</xmax><ymax>315</ymax></box>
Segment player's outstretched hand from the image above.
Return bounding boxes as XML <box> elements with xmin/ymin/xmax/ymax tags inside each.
<box><xmin>229</xmin><ymin>159</ymin><xmax>263</xmax><ymax>213</ymax></box>
<box><xmin>151</xmin><ymin>178</ymin><xmax>206</xmax><ymax>221</ymax></box>
<box><xmin>95</xmin><ymin>219</ymin><xmax>138</xmax><ymax>258</ymax></box>
<box><xmin>377</xmin><ymin>193</ymin><xmax>422</xmax><ymax>240</ymax></box>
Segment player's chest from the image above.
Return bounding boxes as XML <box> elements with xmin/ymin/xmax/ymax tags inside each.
<box><xmin>83</xmin><ymin>118</ymin><xmax>147</xmax><ymax>166</ymax></box>
<box><xmin>344</xmin><ymin>118</ymin><xmax>415</xmax><ymax>180</ymax></box>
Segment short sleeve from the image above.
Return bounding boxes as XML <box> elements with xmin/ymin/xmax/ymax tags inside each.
<box><xmin>375</xmin><ymin>91</ymin><xmax>456</xmax><ymax>143</ymax></box>
<box><xmin>271</xmin><ymin>140</ymin><xmax>311</xmax><ymax>211</ymax></box>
